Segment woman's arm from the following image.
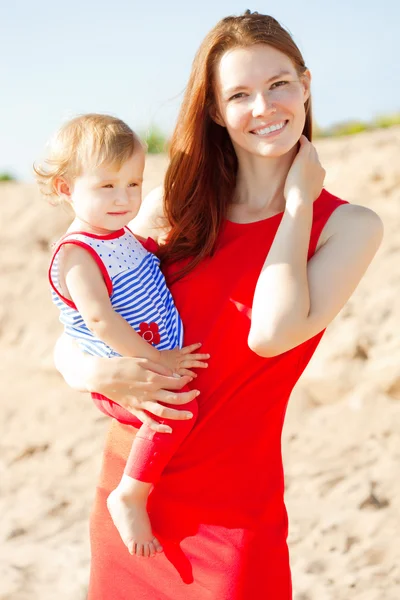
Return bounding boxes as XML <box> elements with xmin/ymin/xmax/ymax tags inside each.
<box><xmin>248</xmin><ymin>137</ymin><xmax>384</xmax><ymax>357</ymax></box>
<box><xmin>54</xmin><ymin>334</ymin><xmax>199</xmax><ymax>431</ymax></box>
<box><xmin>129</xmin><ymin>186</ymin><xmax>169</xmax><ymax>244</ymax></box>
<box><xmin>54</xmin><ymin>334</ymin><xmax>96</xmax><ymax>392</ymax></box>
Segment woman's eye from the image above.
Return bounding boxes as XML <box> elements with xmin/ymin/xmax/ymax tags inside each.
<box><xmin>271</xmin><ymin>80</ymin><xmax>289</xmax><ymax>89</ymax></box>
<box><xmin>102</xmin><ymin>184</ymin><xmax>113</xmax><ymax>188</ymax></box>
<box><xmin>128</xmin><ymin>182</ymin><xmax>138</xmax><ymax>188</ymax></box>
<box><xmin>229</xmin><ymin>92</ymin><xmax>247</xmax><ymax>101</ymax></box>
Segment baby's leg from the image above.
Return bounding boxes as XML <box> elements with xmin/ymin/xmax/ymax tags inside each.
<box><xmin>106</xmin><ymin>391</ymin><xmax>198</xmax><ymax>557</ymax></box>
<box><xmin>92</xmin><ymin>394</ymin><xmax>159</xmax><ymax>555</ymax></box>
<box><xmin>125</xmin><ymin>394</ymin><xmax>199</xmax><ymax>480</ymax></box>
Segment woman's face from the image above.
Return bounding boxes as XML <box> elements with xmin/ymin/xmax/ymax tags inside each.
<box><xmin>213</xmin><ymin>43</ymin><xmax>311</xmax><ymax>160</ymax></box>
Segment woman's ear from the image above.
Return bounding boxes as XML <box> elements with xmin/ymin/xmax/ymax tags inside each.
<box><xmin>302</xmin><ymin>69</ymin><xmax>312</xmax><ymax>103</ymax></box>
<box><xmin>54</xmin><ymin>177</ymin><xmax>73</xmax><ymax>203</ymax></box>
<box><xmin>209</xmin><ymin>104</ymin><xmax>225</xmax><ymax>127</ymax></box>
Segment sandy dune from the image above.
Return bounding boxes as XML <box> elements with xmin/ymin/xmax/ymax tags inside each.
<box><xmin>0</xmin><ymin>130</ymin><xmax>399</xmax><ymax>599</ymax></box>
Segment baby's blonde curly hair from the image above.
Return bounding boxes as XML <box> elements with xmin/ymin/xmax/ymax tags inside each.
<box><xmin>34</xmin><ymin>113</ymin><xmax>142</xmax><ymax>204</ymax></box>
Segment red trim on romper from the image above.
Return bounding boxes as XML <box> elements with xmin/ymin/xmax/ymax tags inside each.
<box><xmin>55</xmin><ymin>228</ymin><xmax>126</xmax><ymax>243</ymax></box>
<box><xmin>124</xmin><ymin>225</ymin><xmax>158</xmax><ymax>253</ymax></box>
<box><xmin>141</xmin><ymin>237</ymin><xmax>159</xmax><ymax>253</ymax></box>
<box><xmin>48</xmin><ymin>239</ymin><xmax>113</xmax><ymax>310</ymax></box>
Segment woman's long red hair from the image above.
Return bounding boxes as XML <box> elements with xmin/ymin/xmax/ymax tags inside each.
<box><xmin>158</xmin><ymin>12</ymin><xmax>313</xmax><ymax>280</ymax></box>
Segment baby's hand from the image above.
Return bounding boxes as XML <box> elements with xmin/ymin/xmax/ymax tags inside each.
<box><xmin>159</xmin><ymin>343</ymin><xmax>210</xmax><ymax>377</ymax></box>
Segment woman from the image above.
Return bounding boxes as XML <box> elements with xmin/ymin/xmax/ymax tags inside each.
<box><xmin>56</xmin><ymin>11</ymin><xmax>383</xmax><ymax>599</ymax></box>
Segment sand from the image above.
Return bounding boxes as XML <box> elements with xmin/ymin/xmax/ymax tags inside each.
<box><xmin>0</xmin><ymin>130</ymin><xmax>399</xmax><ymax>599</ymax></box>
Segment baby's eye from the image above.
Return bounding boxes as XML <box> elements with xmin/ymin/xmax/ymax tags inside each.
<box><xmin>128</xmin><ymin>182</ymin><xmax>139</xmax><ymax>187</ymax></box>
<box><xmin>102</xmin><ymin>184</ymin><xmax>113</xmax><ymax>188</ymax></box>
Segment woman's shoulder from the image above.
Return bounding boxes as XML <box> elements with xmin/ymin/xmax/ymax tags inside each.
<box><xmin>317</xmin><ymin>189</ymin><xmax>384</xmax><ymax>249</ymax></box>
<box><xmin>128</xmin><ymin>186</ymin><xmax>170</xmax><ymax>244</ymax></box>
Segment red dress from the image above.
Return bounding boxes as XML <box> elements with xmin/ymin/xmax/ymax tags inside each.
<box><xmin>88</xmin><ymin>190</ymin><xmax>348</xmax><ymax>599</ymax></box>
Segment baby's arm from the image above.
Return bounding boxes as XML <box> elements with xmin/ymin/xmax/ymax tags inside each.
<box><xmin>62</xmin><ymin>245</ymin><xmax>208</xmax><ymax>373</ymax></box>
<box><xmin>62</xmin><ymin>244</ymin><xmax>165</xmax><ymax>362</ymax></box>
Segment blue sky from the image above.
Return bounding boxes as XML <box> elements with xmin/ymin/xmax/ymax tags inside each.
<box><xmin>1</xmin><ymin>0</ymin><xmax>398</xmax><ymax>180</ymax></box>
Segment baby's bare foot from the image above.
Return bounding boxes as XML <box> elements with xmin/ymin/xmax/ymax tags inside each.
<box><xmin>107</xmin><ymin>488</ymin><xmax>163</xmax><ymax>557</ymax></box>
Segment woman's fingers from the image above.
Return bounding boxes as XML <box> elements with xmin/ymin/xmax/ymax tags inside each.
<box><xmin>153</xmin><ymin>388</ymin><xmax>200</xmax><ymax>406</ymax></box>
<box><xmin>142</xmin><ymin>401</ymin><xmax>194</xmax><ymax>421</ymax></box>
<box><xmin>284</xmin><ymin>135</ymin><xmax>325</xmax><ymax>203</ymax></box>
<box><xmin>146</xmin><ymin>373</ymin><xmax>192</xmax><ymax>391</ymax></box>
<box><xmin>124</xmin><ymin>373</ymin><xmax>192</xmax><ymax>394</ymax></box>
<box><xmin>176</xmin><ymin>368</ymin><xmax>197</xmax><ymax>378</ymax></box>
<box><xmin>299</xmin><ymin>134</ymin><xmax>308</xmax><ymax>147</ymax></box>
<box><xmin>130</xmin><ymin>396</ymin><xmax>195</xmax><ymax>430</ymax></box>
<box><xmin>129</xmin><ymin>395</ymin><xmax>196</xmax><ymax>424</ymax></box>
<box><xmin>103</xmin><ymin>357</ymin><xmax>200</xmax><ymax>391</ymax></box>
<box><xmin>94</xmin><ymin>355</ymin><xmax>202</xmax><ymax>428</ymax></box>
<box><xmin>134</xmin><ymin>357</ymin><xmax>173</xmax><ymax>376</ymax></box>
<box><xmin>130</xmin><ymin>409</ymin><xmax>172</xmax><ymax>433</ymax></box>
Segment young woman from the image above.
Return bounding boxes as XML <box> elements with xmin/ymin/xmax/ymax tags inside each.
<box><xmin>55</xmin><ymin>11</ymin><xmax>383</xmax><ymax>599</ymax></box>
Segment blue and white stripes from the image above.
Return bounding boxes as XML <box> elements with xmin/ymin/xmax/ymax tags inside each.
<box><xmin>49</xmin><ymin>229</ymin><xmax>183</xmax><ymax>357</ymax></box>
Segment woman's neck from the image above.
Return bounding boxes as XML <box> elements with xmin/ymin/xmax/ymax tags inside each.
<box><xmin>228</xmin><ymin>146</ymin><xmax>297</xmax><ymax>222</ymax></box>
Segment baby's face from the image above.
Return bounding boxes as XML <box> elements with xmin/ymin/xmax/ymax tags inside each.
<box><xmin>69</xmin><ymin>150</ymin><xmax>145</xmax><ymax>233</ymax></box>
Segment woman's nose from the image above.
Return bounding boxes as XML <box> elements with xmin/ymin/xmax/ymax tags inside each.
<box><xmin>252</xmin><ymin>92</ymin><xmax>274</xmax><ymax>118</ymax></box>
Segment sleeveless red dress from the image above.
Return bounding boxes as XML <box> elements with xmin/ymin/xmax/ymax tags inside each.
<box><xmin>88</xmin><ymin>190</ymin><xmax>348</xmax><ymax>599</ymax></box>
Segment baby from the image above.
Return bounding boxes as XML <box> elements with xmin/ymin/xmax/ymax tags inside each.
<box><xmin>35</xmin><ymin>114</ymin><xmax>208</xmax><ymax>557</ymax></box>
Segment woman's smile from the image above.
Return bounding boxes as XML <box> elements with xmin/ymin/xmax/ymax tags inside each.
<box><xmin>250</xmin><ymin>120</ymin><xmax>288</xmax><ymax>136</ymax></box>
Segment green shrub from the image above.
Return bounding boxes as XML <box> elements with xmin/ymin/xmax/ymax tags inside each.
<box><xmin>312</xmin><ymin>123</ymin><xmax>324</xmax><ymax>138</ymax></box>
<box><xmin>313</xmin><ymin>124</ymin><xmax>332</xmax><ymax>139</ymax></box>
<box><xmin>373</xmin><ymin>113</ymin><xmax>400</xmax><ymax>128</ymax></box>
<box><xmin>328</xmin><ymin>120</ymin><xmax>370</xmax><ymax>137</ymax></box>
<box><xmin>141</xmin><ymin>125</ymin><xmax>168</xmax><ymax>154</ymax></box>
<box><xmin>0</xmin><ymin>172</ymin><xmax>16</xmax><ymax>182</ymax></box>
<box><xmin>316</xmin><ymin>112</ymin><xmax>400</xmax><ymax>139</ymax></box>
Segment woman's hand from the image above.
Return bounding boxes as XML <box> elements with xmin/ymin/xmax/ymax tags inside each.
<box><xmin>89</xmin><ymin>355</ymin><xmax>200</xmax><ymax>432</ymax></box>
<box><xmin>54</xmin><ymin>335</ymin><xmax>200</xmax><ymax>432</ymax></box>
<box><xmin>284</xmin><ymin>135</ymin><xmax>325</xmax><ymax>207</ymax></box>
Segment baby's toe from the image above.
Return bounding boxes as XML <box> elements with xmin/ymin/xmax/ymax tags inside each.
<box><xmin>143</xmin><ymin>542</ymin><xmax>151</xmax><ymax>558</ymax></box>
<box><xmin>148</xmin><ymin>541</ymin><xmax>157</xmax><ymax>557</ymax></box>
<box><xmin>153</xmin><ymin>536</ymin><xmax>163</xmax><ymax>553</ymax></box>
<box><xmin>127</xmin><ymin>539</ymin><xmax>135</xmax><ymax>555</ymax></box>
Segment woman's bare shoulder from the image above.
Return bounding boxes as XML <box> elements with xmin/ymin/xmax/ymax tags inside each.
<box><xmin>319</xmin><ymin>202</ymin><xmax>384</xmax><ymax>251</ymax></box>
<box><xmin>128</xmin><ymin>185</ymin><xmax>170</xmax><ymax>243</ymax></box>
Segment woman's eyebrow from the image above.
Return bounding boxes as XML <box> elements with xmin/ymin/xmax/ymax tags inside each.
<box><xmin>224</xmin><ymin>70</ymin><xmax>294</xmax><ymax>95</ymax></box>
<box><xmin>266</xmin><ymin>70</ymin><xmax>293</xmax><ymax>82</ymax></box>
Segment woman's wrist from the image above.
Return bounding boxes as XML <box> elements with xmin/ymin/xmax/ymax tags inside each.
<box><xmin>284</xmin><ymin>193</ymin><xmax>314</xmax><ymax>217</ymax></box>
<box><xmin>86</xmin><ymin>354</ymin><xmax>116</xmax><ymax>395</ymax></box>
<box><xmin>54</xmin><ymin>335</ymin><xmax>98</xmax><ymax>393</ymax></box>
<box><xmin>85</xmin><ymin>354</ymin><xmax>103</xmax><ymax>394</ymax></box>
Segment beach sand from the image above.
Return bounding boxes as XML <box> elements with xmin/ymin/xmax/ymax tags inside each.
<box><xmin>1</xmin><ymin>130</ymin><xmax>399</xmax><ymax>599</ymax></box>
